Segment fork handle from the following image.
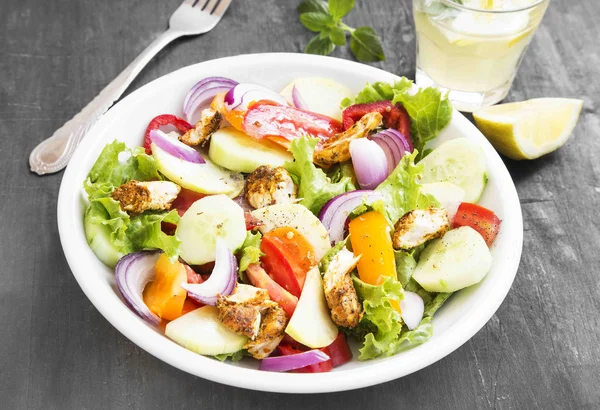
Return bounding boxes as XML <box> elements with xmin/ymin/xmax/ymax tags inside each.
<box><xmin>29</xmin><ymin>29</ymin><xmax>181</xmax><ymax>175</ymax></box>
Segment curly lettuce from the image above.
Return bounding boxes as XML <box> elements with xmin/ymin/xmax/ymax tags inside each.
<box><xmin>284</xmin><ymin>136</ymin><xmax>354</xmax><ymax>214</ymax></box>
<box><xmin>238</xmin><ymin>231</ymin><xmax>264</xmax><ymax>281</ymax></box>
<box><xmin>83</xmin><ymin>140</ymin><xmax>180</xmax><ymax>267</ymax></box>
<box><xmin>341</xmin><ymin>78</ymin><xmax>452</xmax><ymax>154</ymax></box>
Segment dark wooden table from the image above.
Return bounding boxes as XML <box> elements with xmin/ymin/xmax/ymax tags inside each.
<box><xmin>2</xmin><ymin>0</ymin><xmax>599</xmax><ymax>408</ymax></box>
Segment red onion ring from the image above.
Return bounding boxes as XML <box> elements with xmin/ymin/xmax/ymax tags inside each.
<box><xmin>318</xmin><ymin>190</ymin><xmax>384</xmax><ymax>244</ymax></box>
<box><xmin>181</xmin><ymin>238</ymin><xmax>237</xmax><ymax>306</ymax></box>
<box><xmin>259</xmin><ymin>350</ymin><xmax>330</xmax><ymax>372</ymax></box>
<box><xmin>115</xmin><ymin>251</ymin><xmax>162</xmax><ymax>326</ymax></box>
<box><xmin>291</xmin><ymin>85</ymin><xmax>309</xmax><ymax>110</ymax></box>
<box><xmin>183</xmin><ymin>76</ymin><xmax>238</xmax><ymax>123</ymax></box>
<box><xmin>149</xmin><ymin>129</ymin><xmax>205</xmax><ymax>164</ymax></box>
<box><xmin>400</xmin><ymin>291</ymin><xmax>425</xmax><ymax>330</ymax></box>
<box><xmin>349</xmin><ymin>138</ymin><xmax>389</xmax><ymax>190</ymax></box>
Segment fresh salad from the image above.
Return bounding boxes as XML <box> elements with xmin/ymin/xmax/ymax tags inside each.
<box><xmin>83</xmin><ymin>74</ymin><xmax>501</xmax><ymax>372</ymax></box>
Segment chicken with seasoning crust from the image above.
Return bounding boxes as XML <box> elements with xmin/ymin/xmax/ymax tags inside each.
<box><xmin>216</xmin><ymin>284</ymin><xmax>288</xmax><ymax>359</ymax></box>
<box><xmin>245</xmin><ymin>301</ymin><xmax>288</xmax><ymax>359</ymax></box>
<box><xmin>392</xmin><ymin>207</ymin><xmax>450</xmax><ymax>250</ymax></box>
<box><xmin>179</xmin><ymin>108</ymin><xmax>222</xmax><ymax>147</ymax></box>
<box><xmin>245</xmin><ymin>165</ymin><xmax>297</xmax><ymax>210</ymax></box>
<box><xmin>322</xmin><ymin>248</ymin><xmax>363</xmax><ymax>329</ymax></box>
<box><xmin>111</xmin><ymin>180</ymin><xmax>181</xmax><ymax>214</ymax></box>
<box><xmin>313</xmin><ymin>112</ymin><xmax>382</xmax><ymax>168</ymax></box>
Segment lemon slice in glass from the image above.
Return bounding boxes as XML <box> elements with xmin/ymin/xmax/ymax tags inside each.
<box><xmin>473</xmin><ymin>98</ymin><xmax>584</xmax><ymax>160</ymax></box>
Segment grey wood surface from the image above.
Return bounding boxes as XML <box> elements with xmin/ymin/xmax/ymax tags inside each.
<box><xmin>1</xmin><ymin>0</ymin><xmax>599</xmax><ymax>408</ymax></box>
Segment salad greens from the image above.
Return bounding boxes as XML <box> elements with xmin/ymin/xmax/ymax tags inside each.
<box><xmin>298</xmin><ymin>0</ymin><xmax>385</xmax><ymax>62</ymax></box>
<box><xmin>83</xmin><ymin>141</ymin><xmax>180</xmax><ymax>267</ymax></box>
<box><xmin>341</xmin><ymin>78</ymin><xmax>453</xmax><ymax>155</ymax></box>
<box><xmin>238</xmin><ymin>231</ymin><xmax>264</xmax><ymax>278</ymax></box>
<box><xmin>284</xmin><ymin>136</ymin><xmax>354</xmax><ymax>214</ymax></box>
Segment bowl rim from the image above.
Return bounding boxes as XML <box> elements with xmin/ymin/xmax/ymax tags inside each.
<box><xmin>57</xmin><ymin>52</ymin><xmax>523</xmax><ymax>394</ymax></box>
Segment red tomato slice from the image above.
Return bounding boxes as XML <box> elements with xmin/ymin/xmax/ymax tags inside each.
<box><xmin>244</xmin><ymin>212</ymin><xmax>263</xmax><ymax>231</ymax></box>
<box><xmin>260</xmin><ymin>237</ymin><xmax>303</xmax><ymax>297</ymax></box>
<box><xmin>322</xmin><ymin>332</ymin><xmax>353</xmax><ymax>367</ymax></box>
<box><xmin>243</xmin><ymin>102</ymin><xmax>343</xmax><ymax>146</ymax></box>
<box><xmin>171</xmin><ymin>188</ymin><xmax>206</xmax><ymax>216</ymax></box>
<box><xmin>246</xmin><ymin>263</ymin><xmax>298</xmax><ymax>317</ymax></box>
<box><xmin>260</xmin><ymin>227</ymin><xmax>317</xmax><ymax>295</ymax></box>
<box><xmin>342</xmin><ymin>101</ymin><xmax>412</xmax><ymax>148</ymax></box>
<box><xmin>453</xmin><ymin>202</ymin><xmax>501</xmax><ymax>246</ymax></box>
<box><xmin>143</xmin><ymin>114</ymin><xmax>193</xmax><ymax>155</ymax></box>
<box><xmin>277</xmin><ymin>345</ymin><xmax>334</xmax><ymax>373</ymax></box>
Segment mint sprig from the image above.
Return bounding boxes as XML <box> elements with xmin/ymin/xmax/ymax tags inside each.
<box><xmin>298</xmin><ymin>0</ymin><xmax>385</xmax><ymax>63</ymax></box>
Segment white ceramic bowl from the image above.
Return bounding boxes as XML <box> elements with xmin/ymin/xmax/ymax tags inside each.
<box><xmin>57</xmin><ymin>53</ymin><xmax>523</xmax><ymax>393</ymax></box>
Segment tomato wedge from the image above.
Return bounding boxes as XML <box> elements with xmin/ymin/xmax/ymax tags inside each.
<box><xmin>244</xmin><ymin>212</ymin><xmax>263</xmax><ymax>231</ymax></box>
<box><xmin>276</xmin><ymin>332</ymin><xmax>352</xmax><ymax>372</ymax></box>
<box><xmin>243</xmin><ymin>102</ymin><xmax>343</xmax><ymax>147</ymax></box>
<box><xmin>161</xmin><ymin>188</ymin><xmax>206</xmax><ymax>235</ymax></box>
<box><xmin>260</xmin><ymin>227</ymin><xmax>317</xmax><ymax>296</ymax></box>
<box><xmin>246</xmin><ymin>263</ymin><xmax>298</xmax><ymax>317</ymax></box>
<box><xmin>453</xmin><ymin>202</ymin><xmax>501</xmax><ymax>246</ymax></box>
<box><xmin>342</xmin><ymin>101</ymin><xmax>411</xmax><ymax>147</ymax></box>
<box><xmin>143</xmin><ymin>114</ymin><xmax>193</xmax><ymax>155</ymax></box>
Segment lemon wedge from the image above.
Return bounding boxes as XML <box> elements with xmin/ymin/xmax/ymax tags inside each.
<box><xmin>473</xmin><ymin>98</ymin><xmax>584</xmax><ymax>160</ymax></box>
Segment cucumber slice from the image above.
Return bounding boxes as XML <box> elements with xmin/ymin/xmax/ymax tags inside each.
<box><xmin>208</xmin><ymin>127</ymin><xmax>293</xmax><ymax>173</ymax></box>
<box><xmin>152</xmin><ymin>142</ymin><xmax>244</xmax><ymax>197</ymax></box>
<box><xmin>421</xmin><ymin>182</ymin><xmax>466</xmax><ymax>222</ymax></box>
<box><xmin>412</xmin><ymin>226</ymin><xmax>492</xmax><ymax>293</ymax></box>
<box><xmin>84</xmin><ymin>217</ymin><xmax>123</xmax><ymax>268</ymax></box>
<box><xmin>419</xmin><ymin>138</ymin><xmax>487</xmax><ymax>203</ymax></box>
<box><xmin>165</xmin><ymin>306</ymin><xmax>248</xmax><ymax>356</ymax></box>
<box><xmin>279</xmin><ymin>77</ymin><xmax>353</xmax><ymax>120</ymax></box>
<box><xmin>176</xmin><ymin>194</ymin><xmax>246</xmax><ymax>265</ymax></box>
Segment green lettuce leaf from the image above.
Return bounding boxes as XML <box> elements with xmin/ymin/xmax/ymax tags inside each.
<box><xmin>284</xmin><ymin>136</ymin><xmax>354</xmax><ymax>214</ymax></box>
<box><xmin>424</xmin><ymin>292</ymin><xmax>452</xmax><ymax>317</ymax></box>
<box><xmin>341</xmin><ymin>78</ymin><xmax>452</xmax><ymax>153</ymax></box>
<box><xmin>328</xmin><ymin>161</ymin><xmax>357</xmax><ymax>189</ymax></box>
<box><xmin>319</xmin><ymin>237</ymin><xmax>348</xmax><ymax>273</ymax></box>
<box><xmin>394</xmin><ymin>249</ymin><xmax>417</xmax><ymax>287</ymax></box>
<box><xmin>128</xmin><ymin>210</ymin><xmax>181</xmax><ymax>259</ymax></box>
<box><xmin>375</xmin><ymin>150</ymin><xmax>439</xmax><ymax>225</ymax></box>
<box><xmin>84</xmin><ymin>140</ymin><xmax>161</xmax><ymax>198</ymax></box>
<box><xmin>394</xmin><ymin>316</ymin><xmax>434</xmax><ymax>354</ymax></box>
<box><xmin>214</xmin><ymin>350</ymin><xmax>245</xmax><ymax>362</ymax></box>
<box><xmin>238</xmin><ymin>231</ymin><xmax>264</xmax><ymax>280</ymax></box>
<box><xmin>352</xmin><ymin>275</ymin><xmax>405</xmax><ymax>360</ymax></box>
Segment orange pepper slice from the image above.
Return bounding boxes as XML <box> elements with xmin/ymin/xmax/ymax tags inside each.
<box><xmin>143</xmin><ymin>254</ymin><xmax>188</xmax><ymax>321</ymax></box>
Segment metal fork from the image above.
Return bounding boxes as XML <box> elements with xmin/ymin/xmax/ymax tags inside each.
<box><xmin>29</xmin><ymin>0</ymin><xmax>232</xmax><ymax>175</ymax></box>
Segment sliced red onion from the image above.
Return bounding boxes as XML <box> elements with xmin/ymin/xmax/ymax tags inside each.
<box><xmin>318</xmin><ymin>190</ymin><xmax>384</xmax><ymax>244</ymax></box>
<box><xmin>183</xmin><ymin>76</ymin><xmax>238</xmax><ymax>123</ymax></box>
<box><xmin>400</xmin><ymin>291</ymin><xmax>425</xmax><ymax>330</ymax></box>
<box><xmin>149</xmin><ymin>129</ymin><xmax>205</xmax><ymax>164</ymax></box>
<box><xmin>291</xmin><ymin>85</ymin><xmax>309</xmax><ymax>110</ymax></box>
<box><xmin>181</xmin><ymin>238</ymin><xmax>237</xmax><ymax>305</ymax></box>
<box><xmin>349</xmin><ymin>138</ymin><xmax>389</xmax><ymax>190</ymax></box>
<box><xmin>369</xmin><ymin>129</ymin><xmax>413</xmax><ymax>174</ymax></box>
<box><xmin>224</xmin><ymin>83</ymin><xmax>287</xmax><ymax>112</ymax></box>
<box><xmin>259</xmin><ymin>350</ymin><xmax>330</xmax><ymax>372</ymax></box>
<box><xmin>233</xmin><ymin>194</ymin><xmax>253</xmax><ymax>213</ymax></box>
<box><xmin>115</xmin><ymin>251</ymin><xmax>162</xmax><ymax>326</ymax></box>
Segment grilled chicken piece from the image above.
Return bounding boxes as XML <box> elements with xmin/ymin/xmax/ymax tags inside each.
<box><xmin>322</xmin><ymin>248</ymin><xmax>363</xmax><ymax>328</ymax></box>
<box><xmin>313</xmin><ymin>112</ymin><xmax>382</xmax><ymax>167</ymax></box>
<box><xmin>111</xmin><ymin>180</ymin><xmax>181</xmax><ymax>214</ymax></box>
<box><xmin>217</xmin><ymin>285</ymin><xmax>269</xmax><ymax>340</ymax></box>
<box><xmin>392</xmin><ymin>207</ymin><xmax>450</xmax><ymax>250</ymax></box>
<box><xmin>179</xmin><ymin>108</ymin><xmax>222</xmax><ymax>147</ymax></box>
<box><xmin>245</xmin><ymin>301</ymin><xmax>288</xmax><ymax>359</ymax></box>
<box><xmin>245</xmin><ymin>165</ymin><xmax>297</xmax><ymax>210</ymax></box>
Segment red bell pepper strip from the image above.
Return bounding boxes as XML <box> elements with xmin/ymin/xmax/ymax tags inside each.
<box><xmin>143</xmin><ymin>114</ymin><xmax>193</xmax><ymax>154</ymax></box>
<box><xmin>243</xmin><ymin>101</ymin><xmax>343</xmax><ymax>147</ymax></box>
<box><xmin>342</xmin><ymin>100</ymin><xmax>412</xmax><ymax>149</ymax></box>
<box><xmin>452</xmin><ymin>202</ymin><xmax>501</xmax><ymax>246</ymax></box>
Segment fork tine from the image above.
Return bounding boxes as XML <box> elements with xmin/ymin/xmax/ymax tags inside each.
<box><xmin>193</xmin><ymin>0</ymin><xmax>209</xmax><ymax>9</ymax></box>
<box><xmin>212</xmin><ymin>0</ymin><xmax>231</xmax><ymax>16</ymax></box>
<box><xmin>182</xmin><ymin>0</ymin><xmax>196</xmax><ymax>6</ymax></box>
<box><xmin>202</xmin><ymin>0</ymin><xmax>219</xmax><ymax>12</ymax></box>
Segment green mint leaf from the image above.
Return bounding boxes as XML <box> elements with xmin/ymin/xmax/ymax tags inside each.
<box><xmin>300</xmin><ymin>12</ymin><xmax>335</xmax><ymax>32</ymax></box>
<box><xmin>329</xmin><ymin>26</ymin><xmax>347</xmax><ymax>46</ymax></box>
<box><xmin>350</xmin><ymin>26</ymin><xmax>385</xmax><ymax>62</ymax></box>
<box><xmin>304</xmin><ymin>34</ymin><xmax>336</xmax><ymax>56</ymax></box>
<box><xmin>297</xmin><ymin>0</ymin><xmax>329</xmax><ymax>14</ymax></box>
<box><xmin>328</xmin><ymin>0</ymin><xmax>356</xmax><ymax>20</ymax></box>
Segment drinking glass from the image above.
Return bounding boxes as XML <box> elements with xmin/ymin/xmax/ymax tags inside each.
<box><xmin>413</xmin><ymin>0</ymin><xmax>550</xmax><ymax>112</ymax></box>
